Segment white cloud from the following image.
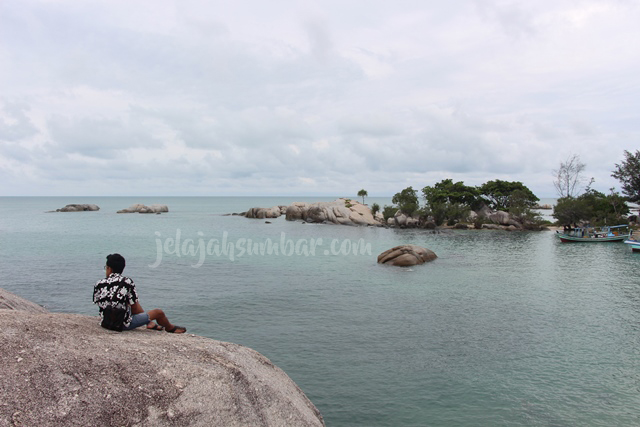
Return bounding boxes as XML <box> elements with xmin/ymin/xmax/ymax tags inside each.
<box><xmin>1</xmin><ymin>0</ymin><xmax>639</xmax><ymax>197</ymax></box>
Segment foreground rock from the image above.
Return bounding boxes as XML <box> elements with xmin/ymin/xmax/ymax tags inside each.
<box><xmin>0</xmin><ymin>288</ymin><xmax>47</xmax><ymax>312</ymax></box>
<box><xmin>378</xmin><ymin>245</ymin><xmax>438</xmax><ymax>267</ymax></box>
<box><xmin>117</xmin><ymin>204</ymin><xmax>169</xmax><ymax>214</ymax></box>
<box><xmin>0</xmin><ymin>289</ymin><xmax>324</xmax><ymax>427</ymax></box>
<box><xmin>55</xmin><ymin>204</ymin><xmax>100</xmax><ymax>212</ymax></box>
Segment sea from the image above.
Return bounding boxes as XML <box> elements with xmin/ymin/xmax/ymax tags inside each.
<box><xmin>1</xmin><ymin>196</ymin><xmax>639</xmax><ymax>427</ymax></box>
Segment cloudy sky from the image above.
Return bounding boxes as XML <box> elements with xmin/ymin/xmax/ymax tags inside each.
<box><xmin>1</xmin><ymin>0</ymin><xmax>639</xmax><ymax>197</ymax></box>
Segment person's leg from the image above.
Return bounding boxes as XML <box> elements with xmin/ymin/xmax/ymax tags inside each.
<box><xmin>122</xmin><ymin>313</ymin><xmax>151</xmax><ymax>331</ymax></box>
<box><xmin>131</xmin><ymin>301</ymin><xmax>162</xmax><ymax>329</ymax></box>
<box><xmin>148</xmin><ymin>309</ymin><xmax>186</xmax><ymax>333</ymax></box>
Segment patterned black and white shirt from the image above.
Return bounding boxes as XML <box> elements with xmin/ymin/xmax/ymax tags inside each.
<box><xmin>93</xmin><ymin>273</ymin><xmax>138</xmax><ymax>327</ymax></box>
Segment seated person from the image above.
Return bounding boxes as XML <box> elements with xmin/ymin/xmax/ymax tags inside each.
<box><xmin>93</xmin><ymin>253</ymin><xmax>186</xmax><ymax>333</ymax></box>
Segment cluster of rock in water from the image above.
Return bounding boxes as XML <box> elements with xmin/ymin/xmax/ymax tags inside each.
<box><xmin>54</xmin><ymin>204</ymin><xmax>100</xmax><ymax>212</ymax></box>
<box><xmin>242</xmin><ymin>198</ymin><xmax>535</xmax><ymax>231</ymax></box>
<box><xmin>51</xmin><ymin>204</ymin><xmax>169</xmax><ymax>214</ymax></box>
<box><xmin>116</xmin><ymin>204</ymin><xmax>169</xmax><ymax>214</ymax></box>
<box><xmin>54</xmin><ymin>199</ymin><xmax>533</xmax><ymax>230</ymax></box>
<box><xmin>51</xmin><ymin>198</ymin><xmax>537</xmax><ymax>268</ymax></box>
<box><xmin>241</xmin><ymin>198</ymin><xmax>547</xmax><ymax>266</ymax></box>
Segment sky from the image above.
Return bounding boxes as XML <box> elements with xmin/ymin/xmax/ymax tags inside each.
<box><xmin>1</xmin><ymin>0</ymin><xmax>639</xmax><ymax>197</ymax></box>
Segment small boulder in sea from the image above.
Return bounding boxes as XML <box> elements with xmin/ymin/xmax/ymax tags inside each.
<box><xmin>55</xmin><ymin>204</ymin><xmax>100</xmax><ymax>212</ymax></box>
<box><xmin>377</xmin><ymin>245</ymin><xmax>437</xmax><ymax>267</ymax></box>
<box><xmin>117</xmin><ymin>204</ymin><xmax>169</xmax><ymax>214</ymax></box>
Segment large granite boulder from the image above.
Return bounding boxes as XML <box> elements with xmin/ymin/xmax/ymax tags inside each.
<box><xmin>245</xmin><ymin>206</ymin><xmax>284</xmax><ymax>219</ymax></box>
<box><xmin>0</xmin><ymin>288</ymin><xmax>48</xmax><ymax>313</ymax></box>
<box><xmin>488</xmin><ymin>210</ymin><xmax>517</xmax><ymax>227</ymax></box>
<box><xmin>393</xmin><ymin>212</ymin><xmax>420</xmax><ymax>228</ymax></box>
<box><xmin>473</xmin><ymin>205</ymin><xmax>521</xmax><ymax>228</ymax></box>
<box><xmin>377</xmin><ymin>245</ymin><xmax>437</xmax><ymax>267</ymax></box>
<box><xmin>285</xmin><ymin>199</ymin><xmax>378</xmax><ymax>226</ymax></box>
<box><xmin>118</xmin><ymin>204</ymin><xmax>169</xmax><ymax>214</ymax></box>
<box><xmin>285</xmin><ymin>203</ymin><xmax>308</xmax><ymax>221</ymax></box>
<box><xmin>55</xmin><ymin>204</ymin><xmax>100</xmax><ymax>212</ymax></box>
<box><xmin>0</xmin><ymin>289</ymin><xmax>324</xmax><ymax>427</ymax></box>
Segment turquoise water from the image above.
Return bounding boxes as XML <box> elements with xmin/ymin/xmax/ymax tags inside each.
<box><xmin>1</xmin><ymin>197</ymin><xmax>639</xmax><ymax>426</ymax></box>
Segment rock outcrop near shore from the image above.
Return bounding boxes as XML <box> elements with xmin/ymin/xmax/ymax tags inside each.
<box><xmin>244</xmin><ymin>199</ymin><xmax>379</xmax><ymax>226</ymax></box>
<box><xmin>55</xmin><ymin>204</ymin><xmax>100</xmax><ymax>212</ymax></box>
<box><xmin>245</xmin><ymin>206</ymin><xmax>286</xmax><ymax>219</ymax></box>
<box><xmin>117</xmin><ymin>204</ymin><xmax>169</xmax><ymax>214</ymax></box>
<box><xmin>285</xmin><ymin>199</ymin><xmax>378</xmax><ymax>226</ymax></box>
<box><xmin>242</xmin><ymin>199</ymin><xmax>544</xmax><ymax>230</ymax></box>
<box><xmin>0</xmin><ymin>289</ymin><xmax>324</xmax><ymax>427</ymax></box>
<box><xmin>378</xmin><ymin>245</ymin><xmax>438</xmax><ymax>266</ymax></box>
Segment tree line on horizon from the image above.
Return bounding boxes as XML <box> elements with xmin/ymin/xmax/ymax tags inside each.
<box><xmin>357</xmin><ymin>150</ymin><xmax>640</xmax><ymax>228</ymax></box>
<box><xmin>552</xmin><ymin>150</ymin><xmax>640</xmax><ymax>226</ymax></box>
<box><xmin>367</xmin><ymin>178</ymin><xmax>542</xmax><ymax>227</ymax></box>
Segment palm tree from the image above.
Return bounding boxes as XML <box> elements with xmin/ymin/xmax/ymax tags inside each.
<box><xmin>357</xmin><ymin>189</ymin><xmax>368</xmax><ymax>204</ymax></box>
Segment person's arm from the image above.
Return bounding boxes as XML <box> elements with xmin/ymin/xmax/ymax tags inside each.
<box><xmin>126</xmin><ymin>278</ymin><xmax>143</xmax><ymax>314</ymax></box>
<box><xmin>130</xmin><ymin>300</ymin><xmax>144</xmax><ymax>314</ymax></box>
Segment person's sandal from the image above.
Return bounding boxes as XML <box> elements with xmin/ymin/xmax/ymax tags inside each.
<box><xmin>146</xmin><ymin>323</ymin><xmax>164</xmax><ymax>331</ymax></box>
<box><xmin>166</xmin><ymin>325</ymin><xmax>187</xmax><ymax>334</ymax></box>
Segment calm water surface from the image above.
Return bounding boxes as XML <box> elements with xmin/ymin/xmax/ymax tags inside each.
<box><xmin>1</xmin><ymin>197</ymin><xmax>639</xmax><ymax>426</ymax></box>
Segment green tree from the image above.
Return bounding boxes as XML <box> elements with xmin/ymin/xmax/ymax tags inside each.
<box><xmin>370</xmin><ymin>203</ymin><xmax>380</xmax><ymax>216</ymax></box>
<box><xmin>612</xmin><ymin>150</ymin><xmax>640</xmax><ymax>203</ymax></box>
<box><xmin>392</xmin><ymin>187</ymin><xmax>419</xmax><ymax>216</ymax></box>
<box><xmin>422</xmin><ymin>179</ymin><xmax>480</xmax><ymax>207</ymax></box>
<box><xmin>508</xmin><ymin>189</ymin><xmax>542</xmax><ymax>226</ymax></box>
<box><xmin>552</xmin><ymin>197</ymin><xmax>587</xmax><ymax>226</ymax></box>
<box><xmin>580</xmin><ymin>188</ymin><xmax>629</xmax><ymax>225</ymax></box>
<box><xmin>357</xmin><ymin>189</ymin><xmax>368</xmax><ymax>204</ymax></box>
<box><xmin>382</xmin><ymin>205</ymin><xmax>397</xmax><ymax>221</ymax></box>
<box><xmin>553</xmin><ymin>189</ymin><xmax>629</xmax><ymax>226</ymax></box>
<box><xmin>422</xmin><ymin>179</ymin><xmax>477</xmax><ymax>225</ymax></box>
<box><xmin>479</xmin><ymin>180</ymin><xmax>539</xmax><ymax>211</ymax></box>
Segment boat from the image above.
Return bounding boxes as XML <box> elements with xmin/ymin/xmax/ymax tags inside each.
<box><xmin>624</xmin><ymin>239</ymin><xmax>640</xmax><ymax>252</ymax></box>
<box><xmin>555</xmin><ymin>224</ymin><xmax>632</xmax><ymax>243</ymax></box>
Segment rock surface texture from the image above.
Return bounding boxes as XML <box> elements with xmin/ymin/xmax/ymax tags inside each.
<box><xmin>0</xmin><ymin>289</ymin><xmax>324</xmax><ymax>427</ymax></box>
<box><xmin>285</xmin><ymin>199</ymin><xmax>378</xmax><ymax>226</ymax></box>
<box><xmin>393</xmin><ymin>212</ymin><xmax>420</xmax><ymax>228</ymax></box>
<box><xmin>117</xmin><ymin>204</ymin><xmax>169</xmax><ymax>214</ymax></box>
<box><xmin>244</xmin><ymin>206</ymin><xmax>285</xmax><ymax>219</ymax></box>
<box><xmin>55</xmin><ymin>204</ymin><xmax>100</xmax><ymax>212</ymax></box>
<box><xmin>377</xmin><ymin>245</ymin><xmax>438</xmax><ymax>267</ymax></box>
<box><xmin>0</xmin><ymin>288</ymin><xmax>48</xmax><ymax>312</ymax></box>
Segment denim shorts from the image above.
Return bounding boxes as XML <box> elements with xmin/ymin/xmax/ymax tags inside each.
<box><xmin>123</xmin><ymin>312</ymin><xmax>150</xmax><ymax>330</ymax></box>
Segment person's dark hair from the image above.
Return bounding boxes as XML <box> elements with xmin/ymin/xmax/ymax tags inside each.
<box><xmin>106</xmin><ymin>253</ymin><xmax>126</xmax><ymax>274</ymax></box>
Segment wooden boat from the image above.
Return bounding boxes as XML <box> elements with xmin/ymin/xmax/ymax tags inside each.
<box><xmin>555</xmin><ymin>224</ymin><xmax>632</xmax><ymax>243</ymax></box>
<box><xmin>624</xmin><ymin>239</ymin><xmax>640</xmax><ymax>252</ymax></box>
